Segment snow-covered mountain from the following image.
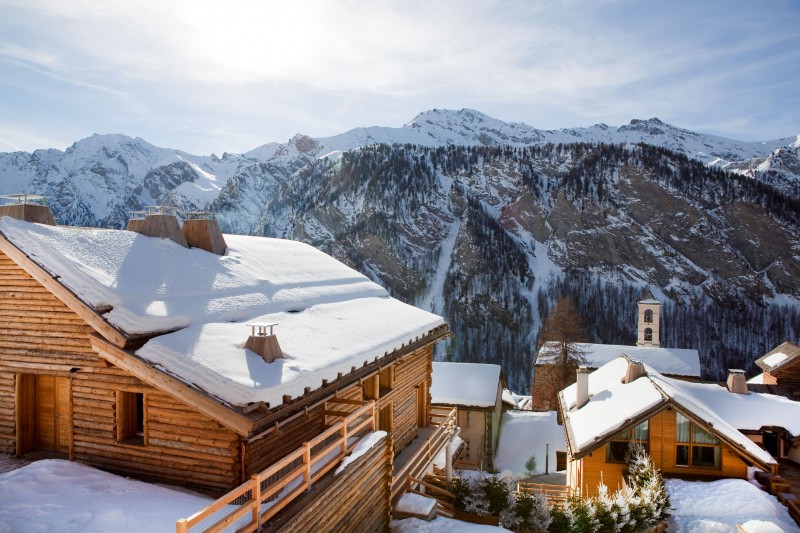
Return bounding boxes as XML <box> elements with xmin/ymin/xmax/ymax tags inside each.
<box><xmin>1</xmin><ymin>109</ymin><xmax>798</xmax><ymax>390</ymax></box>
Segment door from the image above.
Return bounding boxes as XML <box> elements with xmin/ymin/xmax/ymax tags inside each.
<box><xmin>17</xmin><ymin>374</ymin><xmax>70</xmax><ymax>455</ymax></box>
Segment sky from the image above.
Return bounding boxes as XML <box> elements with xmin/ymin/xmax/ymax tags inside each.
<box><xmin>0</xmin><ymin>0</ymin><xmax>798</xmax><ymax>155</ymax></box>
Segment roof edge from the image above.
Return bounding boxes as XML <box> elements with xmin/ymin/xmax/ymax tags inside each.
<box><xmin>90</xmin><ymin>334</ymin><xmax>254</xmax><ymax>436</ymax></box>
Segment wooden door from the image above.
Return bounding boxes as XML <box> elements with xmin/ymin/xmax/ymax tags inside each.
<box><xmin>17</xmin><ymin>374</ymin><xmax>70</xmax><ymax>455</ymax></box>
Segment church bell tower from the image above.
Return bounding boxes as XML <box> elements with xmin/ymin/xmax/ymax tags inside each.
<box><xmin>637</xmin><ymin>288</ymin><xmax>660</xmax><ymax>347</ymax></box>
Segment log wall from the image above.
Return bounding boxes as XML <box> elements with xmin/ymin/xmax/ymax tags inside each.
<box><xmin>0</xmin><ymin>250</ymin><xmax>240</xmax><ymax>493</ymax></box>
<box><xmin>263</xmin><ymin>435</ymin><xmax>392</xmax><ymax>533</ymax></box>
<box><xmin>245</xmin><ymin>343</ymin><xmax>433</xmax><ymax>476</ymax></box>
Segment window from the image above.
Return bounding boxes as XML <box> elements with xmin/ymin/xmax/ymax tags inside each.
<box><xmin>644</xmin><ymin>328</ymin><xmax>653</xmax><ymax>342</ymax></box>
<box><xmin>675</xmin><ymin>412</ymin><xmax>720</xmax><ymax>468</ymax></box>
<box><xmin>117</xmin><ymin>391</ymin><xmax>145</xmax><ymax>445</ymax></box>
<box><xmin>606</xmin><ymin>420</ymin><xmax>649</xmax><ymax>463</ymax></box>
<box><xmin>644</xmin><ymin>309</ymin><xmax>653</xmax><ymax>323</ymax></box>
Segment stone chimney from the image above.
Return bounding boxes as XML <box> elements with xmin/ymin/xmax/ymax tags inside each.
<box><xmin>576</xmin><ymin>367</ymin><xmax>590</xmax><ymax>409</ymax></box>
<box><xmin>127</xmin><ymin>206</ymin><xmax>188</xmax><ymax>248</ymax></box>
<box><xmin>245</xmin><ymin>323</ymin><xmax>284</xmax><ymax>363</ymax></box>
<box><xmin>623</xmin><ymin>360</ymin><xmax>646</xmax><ymax>384</ymax></box>
<box><xmin>726</xmin><ymin>369</ymin><xmax>748</xmax><ymax>394</ymax></box>
<box><xmin>181</xmin><ymin>211</ymin><xmax>227</xmax><ymax>255</ymax></box>
<box><xmin>0</xmin><ymin>194</ymin><xmax>56</xmax><ymax>225</ymax></box>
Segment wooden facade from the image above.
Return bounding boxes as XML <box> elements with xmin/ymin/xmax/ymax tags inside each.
<box><xmin>568</xmin><ymin>406</ymin><xmax>759</xmax><ymax>498</ymax></box>
<box><xmin>262</xmin><ymin>436</ymin><xmax>392</xmax><ymax>533</ymax></box>
<box><xmin>0</xmin><ymin>219</ymin><xmax>449</xmax><ymax>533</ymax></box>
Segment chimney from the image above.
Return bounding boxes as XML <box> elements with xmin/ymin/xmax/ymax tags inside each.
<box><xmin>0</xmin><ymin>194</ymin><xmax>56</xmax><ymax>225</ymax></box>
<box><xmin>181</xmin><ymin>211</ymin><xmax>227</xmax><ymax>255</ymax></box>
<box><xmin>576</xmin><ymin>367</ymin><xmax>590</xmax><ymax>409</ymax></box>
<box><xmin>245</xmin><ymin>323</ymin><xmax>284</xmax><ymax>363</ymax></box>
<box><xmin>623</xmin><ymin>360</ymin><xmax>646</xmax><ymax>384</ymax></box>
<box><xmin>127</xmin><ymin>206</ymin><xmax>188</xmax><ymax>248</ymax></box>
<box><xmin>726</xmin><ymin>369</ymin><xmax>749</xmax><ymax>394</ymax></box>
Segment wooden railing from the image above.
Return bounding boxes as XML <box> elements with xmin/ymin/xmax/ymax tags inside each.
<box><xmin>391</xmin><ymin>406</ymin><xmax>456</xmax><ymax>504</ymax></box>
<box><xmin>176</xmin><ymin>401</ymin><xmax>376</xmax><ymax>533</ymax></box>
<box><xmin>516</xmin><ymin>481</ymin><xmax>571</xmax><ymax>507</ymax></box>
<box><xmin>405</xmin><ymin>475</ymin><xmax>455</xmax><ymax>518</ymax></box>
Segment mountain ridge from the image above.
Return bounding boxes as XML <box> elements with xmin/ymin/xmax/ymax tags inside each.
<box><xmin>1</xmin><ymin>109</ymin><xmax>798</xmax><ymax>391</ymax></box>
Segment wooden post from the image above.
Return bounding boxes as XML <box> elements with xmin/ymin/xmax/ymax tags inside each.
<box><xmin>304</xmin><ymin>442</ymin><xmax>312</xmax><ymax>491</ymax></box>
<box><xmin>341</xmin><ymin>423</ymin><xmax>347</xmax><ymax>455</ymax></box>
<box><xmin>251</xmin><ymin>474</ymin><xmax>261</xmax><ymax>527</ymax></box>
<box><xmin>176</xmin><ymin>519</ymin><xmax>188</xmax><ymax>533</ymax></box>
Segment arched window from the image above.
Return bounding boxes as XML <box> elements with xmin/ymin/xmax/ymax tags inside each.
<box><xmin>644</xmin><ymin>328</ymin><xmax>653</xmax><ymax>342</ymax></box>
<box><xmin>644</xmin><ymin>309</ymin><xmax>653</xmax><ymax>323</ymax></box>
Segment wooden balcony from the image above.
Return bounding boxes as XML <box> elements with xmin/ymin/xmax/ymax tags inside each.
<box><xmin>391</xmin><ymin>405</ymin><xmax>456</xmax><ymax>505</ymax></box>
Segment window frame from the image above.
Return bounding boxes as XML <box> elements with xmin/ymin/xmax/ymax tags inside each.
<box><xmin>644</xmin><ymin>309</ymin><xmax>653</xmax><ymax>323</ymax></box>
<box><xmin>644</xmin><ymin>327</ymin><xmax>653</xmax><ymax>342</ymax></box>
<box><xmin>605</xmin><ymin>420</ymin><xmax>649</xmax><ymax>463</ymax></box>
<box><xmin>675</xmin><ymin>411</ymin><xmax>721</xmax><ymax>469</ymax></box>
<box><xmin>116</xmin><ymin>391</ymin><xmax>146</xmax><ymax>446</ymax></box>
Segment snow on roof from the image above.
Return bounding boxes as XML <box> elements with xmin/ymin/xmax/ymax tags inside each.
<box><xmin>430</xmin><ymin>362</ymin><xmax>501</xmax><ymax>408</ymax></box>
<box><xmin>561</xmin><ymin>357</ymin><xmax>664</xmax><ymax>452</ymax></box>
<box><xmin>654</xmin><ymin>376</ymin><xmax>800</xmax><ymax>436</ymax></box>
<box><xmin>756</xmin><ymin>341</ymin><xmax>800</xmax><ymax>373</ymax></box>
<box><xmin>501</xmin><ymin>388</ymin><xmax>531</xmax><ymax>410</ymax></box>
<box><xmin>650</xmin><ymin>376</ymin><xmax>778</xmax><ymax>466</ymax></box>
<box><xmin>561</xmin><ymin>356</ymin><xmax>781</xmax><ymax>467</ymax></box>
<box><xmin>537</xmin><ymin>342</ymin><xmax>701</xmax><ymax>377</ymax></box>
<box><xmin>761</xmin><ymin>352</ymin><xmax>789</xmax><ymax>368</ymax></box>
<box><xmin>747</xmin><ymin>373</ymin><xmax>765</xmax><ymax>384</ymax></box>
<box><xmin>494</xmin><ymin>410</ymin><xmax>566</xmax><ymax>474</ymax></box>
<box><xmin>0</xmin><ymin>218</ymin><xmax>444</xmax><ymax>407</ymax></box>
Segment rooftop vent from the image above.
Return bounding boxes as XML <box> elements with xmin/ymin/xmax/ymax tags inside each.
<box><xmin>245</xmin><ymin>322</ymin><xmax>284</xmax><ymax>363</ymax></box>
<box><xmin>127</xmin><ymin>206</ymin><xmax>188</xmax><ymax>248</ymax></box>
<box><xmin>0</xmin><ymin>194</ymin><xmax>56</xmax><ymax>225</ymax></box>
<box><xmin>726</xmin><ymin>369</ymin><xmax>749</xmax><ymax>395</ymax></box>
<box><xmin>623</xmin><ymin>359</ymin><xmax>646</xmax><ymax>384</ymax></box>
<box><xmin>181</xmin><ymin>211</ymin><xmax>227</xmax><ymax>255</ymax></box>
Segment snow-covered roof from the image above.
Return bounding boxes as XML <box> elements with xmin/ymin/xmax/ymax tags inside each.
<box><xmin>0</xmin><ymin>218</ymin><xmax>445</xmax><ymax>408</ymax></box>
<box><xmin>494</xmin><ymin>410</ymin><xmax>566</xmax><ymax>474</ymax></box>
<box><xmin>653</xmin><ymin>375</ymin><xmax>800</xmax><ymax>437</ymax></box>
<box><xmin>501</xmin><ymin>388</ymin><xmax>531</xmax><ymax>410</ymax></box>
<box><xmin>536</xmin><ymin>342</ymin><xmax>701</xmax><ymax>377</ymax></box>
<box><xmin>430</xmin><ymin>362</ymin><xmax>501</xmax><ymax>408</ymax></box>
<box><xmin>756</xmin><ymin>341</ymin><xmax>800</xmax><ymax>374</ymax></box>
<box><xmin>747</xmin><ymin>373</ymin><xmax>765</xmax><ymax>384</ymax></box>
<box><xmin>560</xmin><ymin>356</ymin><xmax>782</xmax><ymax>468</ymax></box>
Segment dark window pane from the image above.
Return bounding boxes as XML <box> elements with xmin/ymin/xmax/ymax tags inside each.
<box><xmin>606</xmin><ymin>441</ymin><xmax>629</xmax><ymax>463</ymax></box>
<box><xmin>692</xmin><ymin>446</ymin><xmax>719</xmax><ymax>468</ymax></box>
<box><xmin>676</xmin><ymin>444</ymin><xmax>689</xmax><ymax>466</ymax></box>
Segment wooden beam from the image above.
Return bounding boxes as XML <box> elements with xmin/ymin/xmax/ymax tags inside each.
<box><xmin>88</xmin><ymin>334</ymin><xmax>253</xmax><ymax>437</ymax></box>
<box><xmin>0</xmin><ymin>235</ymin><xmax>129</xmax><ymax>347</ymax></box>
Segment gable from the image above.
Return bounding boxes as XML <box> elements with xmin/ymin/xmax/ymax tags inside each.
<box><xmin>756</xmin><ymin>341</ymin><xmax>800</xmax><ymax>375</ymax></box>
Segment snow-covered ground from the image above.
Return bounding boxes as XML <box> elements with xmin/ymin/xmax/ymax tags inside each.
<box><xmin>1</xmin><ymin>455</ymin><xmax>797</xmax><ymax>532</ymax></box>
<box><xmin>0</xmin><ymin>458</ymin><xmax>212</xmax><ymax>532</ymax></box>
<box><xmin>666</xmin><ymin>478</ymin><xmax>798</xmax><ymax>532</ymax></box>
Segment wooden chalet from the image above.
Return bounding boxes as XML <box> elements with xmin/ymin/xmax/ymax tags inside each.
<box><xmin>753</xmin><ymin>341</ymin><xmax>800</xmax><ymax>399</ymax></box>
<box><xmin>558</xmin><ymin>357</ymin><xmax>794</xmax><ymax>498</ymax></box>
<box><xmin>0</xmin><ymin>205</ymin><xmax>455</xmax><ymax>532</ymax></box>
<box><xmin>430</xmin><ymin>362</ymin><xmax>504</xmax><ymax>470</ymax></box>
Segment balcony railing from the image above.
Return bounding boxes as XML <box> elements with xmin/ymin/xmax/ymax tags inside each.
<box><xmin>391</xmin><ymin>405</ymin><xmax>456</xmax><ymax>504</ymax></box>
<box><xmin>176</xmin><ymin>401</ymin><xmax>376</xmax><ymax>533</ymax></box>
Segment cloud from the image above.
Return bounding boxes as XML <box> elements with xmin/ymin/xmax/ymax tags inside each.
<box><xmin>0</xmin><ymin>0</ymin><xmax>798</xmax><ymax>153</ymax></box>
